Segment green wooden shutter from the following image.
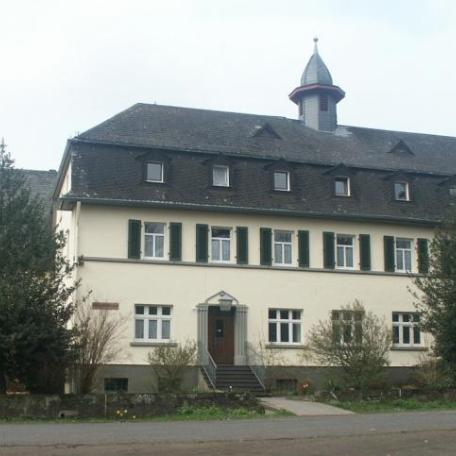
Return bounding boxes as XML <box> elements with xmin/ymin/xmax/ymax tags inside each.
<box><xmin>359</xmin><ymin>234</ymin><xmax>371</xmax><ymax>271</ymax></box>
<box><xmin>128</xmin><ymin>219</ymin><xmax>141</xmax><ymax>259</ymax></box>
<box><xmin>323</xmin><ymin>232</ymin><xmax>335</xmax><ymax>269</ymax></box>
<box><xmin>169</xmin><ymin>223</ymin><xmax>182</xmax><ymax>261</ymax></box>
<box><xmin>196</xmin><ymin>224</ymin><xmax>208</xmax><ymax>263</ymax></box>
<box><xmin>417</xmin><ymin>238</ymin><xmax>429</xmax><ymax>274</ymax></box>
<box><xmin>384</xmin><ymin>236</ymin><xmax>395</xmax><ymax>272</ymax></box>
<box><xmin>298</xmin><ymin>230</ymin><xmax>310</xmax><ymax>268</ymax></box>
<box><xmin>236</xmin><ymin>227</ymin><xmax>249</xmax><ymax>265</ymax></box>
<box><xmin>260</xmin><ymin>228</ymin><xmax>272</xmax><ymax>266</ymax></box>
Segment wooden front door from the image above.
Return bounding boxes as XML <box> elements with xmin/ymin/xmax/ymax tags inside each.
<box><xmin>208</xmin><ymin>307</ymin><xmax>235</xmax><ymax>365</ymax></box>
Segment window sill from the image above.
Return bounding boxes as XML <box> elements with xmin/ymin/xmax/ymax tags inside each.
<box><xmin>130</xmin><ymin>341</ymin><xmax>177</xmax><ymax>347</ymax></box>
<box><xmin>266</xmin><ymin>344</ymin><xmax>307</xmax><ymax>350</ymax></box>
<box><xmin>391</xmin><ymin>346</ymin><xmax>427</xmax><ymax>352</ymax></box>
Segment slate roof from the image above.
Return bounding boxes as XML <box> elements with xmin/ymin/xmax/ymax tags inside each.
<box><xmin>21</xmin><ymin>169</ymin><xmax>58</xmax><ymax>211</ymax></box>
<box><xmin>77</xmin><ymin>103</ymin><xmax>456</xmax><ymax>176</ymax></box>
<box><xmin>300</xmin><ymin>42</ymin><xmax>333</xmax><ymax>86</ymax></box>
<box><xmin>57</xmin><ymin>103</ymin><xmax>456</xmax><ymax>225</ymax></box>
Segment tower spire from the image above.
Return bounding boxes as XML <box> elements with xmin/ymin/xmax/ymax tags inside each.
<box><xmin>289</xmin><ymin>39</ymin><xmax>345</xmax><ymax>132</ymax></box>
<box><xmin>313</xmin><ymin>36</ymin><xmax>319</xmax><ymax>54</ymax></box>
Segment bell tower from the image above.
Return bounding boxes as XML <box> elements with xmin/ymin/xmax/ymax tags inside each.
<box><xmin>289</xmin><ymin>38</ymin><xmax>345</xmax><ymax>132</ymax></box>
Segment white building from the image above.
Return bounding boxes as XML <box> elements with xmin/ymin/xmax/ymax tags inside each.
<box><xmin>54</xmin><ymin>41</ymin><xmax>456</xmax><ymax>393</ymax></box>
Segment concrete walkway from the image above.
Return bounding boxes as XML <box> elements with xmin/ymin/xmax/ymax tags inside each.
<box><xmin>260</xmin><ymin>397</ymin><xmax>354</xmax><ymax>416</ymax></box>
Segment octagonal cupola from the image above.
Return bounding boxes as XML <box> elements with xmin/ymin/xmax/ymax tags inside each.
<box><xmin>289</xmin><ymin>38</ymin><xmax>345</xmax><ymax>132</ymax></box>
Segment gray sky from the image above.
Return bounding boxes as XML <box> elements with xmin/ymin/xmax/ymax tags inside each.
<box><xmin>1</xmin><ymin>0</ymin><xmax>456</xmax><ymax>170</ymax></box>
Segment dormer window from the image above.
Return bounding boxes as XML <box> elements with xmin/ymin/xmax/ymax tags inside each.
<box><xmin>394</xmin><ymin>182</ymin><xmax>410</xmax><ymax>201</ymax></box>
<box><xmin>335</xmin><ymin>177</ymin><xmax>350</xmax><ymax>197</ymax></box>
<box><xmin>274</xmin><ymin>171</ymin><xmax>290</xmax><ymax>192</ymax></box>
<box><xmin>146</xmin><ymin>162</ymin><xmax>164</xmax><ymax>183</ymax></box>
<box><xmin>213</xmin><ymin>165</ymin><xmax>230</xmax><ymax>187</ymax></box>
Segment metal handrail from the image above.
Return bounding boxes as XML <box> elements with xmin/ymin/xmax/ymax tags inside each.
<box><xmin>246</xmin><ymin>342</ymin><xmax>266</xmax><ymax>390</ymax></box>
<box><xmin>198</xmin><ymin>343</ymin><xmax>217</xmax><ymax>390</ymax></box>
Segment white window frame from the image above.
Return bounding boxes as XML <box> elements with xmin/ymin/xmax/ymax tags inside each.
<box><xmin>335</xmin><ymin>234</ymin><xmax>355</xmax><ymax>270</ymax></box>
<box><xmin>273</xmin><ymin>230</ymin><xmax>293</xmax><ymax>266</ymax></box>
<box><xmin>332</xmin><ymin>310</ymin><xmax>363</xmax><ymax>345</ymax></box>
<box><xmin>395</xmin><ymin>238</ymin><xmax>413</xmax><ymax>273</ymax></box>
<box><xmin>392</xmin><ymin>312</ymin><xmax>422</xmax><ymax>348</ymax></box>
<box><xmin>143</xmin><ymin>222</ymin><xmax>166</xmax><ymax>260</ymax></box>
<box><xmin>134</xmin><ymin>305</ymin><xmax>172</xmax><ymax>342</ymax></box>
<box><xmin>268</xmin><ymin>309</ymin><xmax>302</xmax><ymax>345</ymax></box>
<box><xmin>394</xmin><ymin>181</ymin><xmax>410</xmax><ymax>201</ymax></box>
<box><xmin>273</xmin><ymin>170</ymin><xmax>290</xmax><ymax>192</ymax></box>
<box><xmin>212</xmin><ymin>165</ymin><xmax>230</xmax><ymax>187</ymax></box>
<box><xmin>334</xmin><ymin>176</ymin><xmax>351</xmax><ymax>197</ymax></box>
<box><xmin>210</xmin><ymin>227</ymin><xmax>231</xmax><ymax>263</ymax></box>
<box><xmin>146</xmin><ymin>161</ymin><xmax>164</xmax><ymax>183</ymax></box>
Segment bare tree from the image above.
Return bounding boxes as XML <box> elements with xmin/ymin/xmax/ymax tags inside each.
<box><xmin>148</xmin><ymin>341</ymin><xmax>197</xmax><ymax>392</ymax></box>
<box><xmin>308</xmin><ymin>300</ymin><xmax>391</xmax><ymax>394</ymax></box>
<box><xmin>72</xmin><ymin>302</ymin><xmax>126</xmax><ymax>394</ymax></box>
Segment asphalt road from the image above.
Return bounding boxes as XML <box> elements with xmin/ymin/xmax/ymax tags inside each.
<box><xmin>1</xmin><ymin>411</ymin><xmax>456</xmax><ymax>455</ymax></box>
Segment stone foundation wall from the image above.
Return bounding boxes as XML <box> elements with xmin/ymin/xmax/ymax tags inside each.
<box><xmin>0</xmin><ymin>392</ymin><xmax>260</xmax><ymax>420</ymax></box>
<box><xmin>265</xmin><ymin>366</ymin><xmax>418</xmax><ymax>391</ymax></box>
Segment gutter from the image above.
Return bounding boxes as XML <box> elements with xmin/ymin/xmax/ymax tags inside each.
<box><xmin>58</xmin><ymin>195</ymin><xmax>440</xmax><ymax>227</ymax></box>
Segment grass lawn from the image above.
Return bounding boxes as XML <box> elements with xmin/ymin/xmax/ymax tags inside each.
<box><xmin>0</xmin><ymin>405</ymin><xmax>293</xmax><ymax>424</ymax></box>
<box><xmin>327</xmin><ymin>398</ymin><xmax>456</xmax><ymax>413</ymax></box>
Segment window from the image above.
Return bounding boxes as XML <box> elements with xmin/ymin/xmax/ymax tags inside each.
<box><xmin>335</xmin><ymin>177</ymin><xmax>350</xmax><ymax>196</ymax></box>
<box><xmin>320</xmin><ymin>94</ymin><xmax>328</xmax><ymax>112</ymax></box>
<box><xmin>274</xmin><ymin>171</ymin><xmax>290</xmax><ymax>191</ymax></box>
<box><xmin>146</xmin><ymin>162</ymin><xmax>164</xmax><ymax>183</ymax></box>
<box><xmin>394</xmin><ymin>182</ymin><xmax>410</xmax><ymax>201</ymax></box>
<box><xmin>392</xmin><ymin>312</ymin><xmax>421</xmax><ymax>347</ymax></box>
<box><xmin>332</xmin><ymin>310</ymin><xmax>363</xmax><ymax>345</ymax></box>
<box><xmin>213</xmin><ymin>165</ymin><xmax>230</xmax><ymax>187</ymax></box>
<box><xmin>144</xmin><ymin>223</ymin><xmax>165</xmax><ymax>259</ymax></box>
<box><xmin>336</xmin><ymin>235</ymin><xmax>355</xmax><ymax>269</ymax></box>
<box><xmin>135</xmin><ymin>305</ymin><xmax>171</xmax><ymax>341</ymax></box>
<box><xmin>104</xmin><ymin>378</ymin><xmax>128</xmax><ymax>393</ymax></box>
<box><xmin>274</xmin><ymin>230</ymin><xmax>292</xmax><ymax>265</ymax></box>
<box><xmin>268</xmin><ymin>309</ymin><xmax>302</xmax><ymax>344</ymax></box>
<box><xmin>211</xmin><ymin>228</ymin><xmax>230</xmax><ymax>262</ymax></box>
<box><xmin>449</xmin><ymin>187</ymin><xmax>456</xmax><ymax>198</ymax></box>
<box><xmin>396</xmin><ymin>238</ymin><xmax>412</xmax><ymax>272</ymax></box>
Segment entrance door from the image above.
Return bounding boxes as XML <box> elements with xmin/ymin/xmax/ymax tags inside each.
<box><xmin>208</xmin><ymin>307</ymin><xmax>235</xmax><ymax>365</ymax></box>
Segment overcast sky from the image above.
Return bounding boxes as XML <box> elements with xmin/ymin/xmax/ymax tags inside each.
<box><xmin>1</xmin><ymin>0</ymin><xmax>456</xmax><ymax>170</ymax></box>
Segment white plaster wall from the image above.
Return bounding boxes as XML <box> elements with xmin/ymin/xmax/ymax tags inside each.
<box><xmin>68</xmin><ymin>204</ymin><xmax>434</xmax><ymax>368</ymax></box>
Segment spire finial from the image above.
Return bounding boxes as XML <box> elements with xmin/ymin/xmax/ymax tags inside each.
<box><xmin>313</xmin><ymin>36</ymin><xmax>319</xmax><ymax>54</ymax></box>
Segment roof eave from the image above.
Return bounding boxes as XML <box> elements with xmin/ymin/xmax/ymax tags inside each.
<box><xmin>58</xmin><ymin>195</ymin><xmax>440</xmax><ymax>227</ymax></box>
<box><xmin>289</xmin><ymin>84</ymin><xmax>345</xmax><ymax>104</ymax></box>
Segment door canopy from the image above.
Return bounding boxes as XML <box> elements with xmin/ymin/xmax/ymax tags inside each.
<box><xmin>205</xmin><ymin>290</ymin><xmax>239</xmax><ymax>311</ymax></box>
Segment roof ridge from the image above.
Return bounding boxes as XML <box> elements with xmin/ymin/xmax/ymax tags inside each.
<box><xmin>343</xmin><ymin>124</ymin><xmax>456</xmax><ymax>140</ymax></box>
<box><xmin>133</xmin><ymin>102</ymin><xmax>290</xmax><ymax>121</ymax></box>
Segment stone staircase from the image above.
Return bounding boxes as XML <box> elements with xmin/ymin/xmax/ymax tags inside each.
<box><xmin>203</xmin><ymin>365</ymin><xmax>265</xmax><ymax>393</ymax></box>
